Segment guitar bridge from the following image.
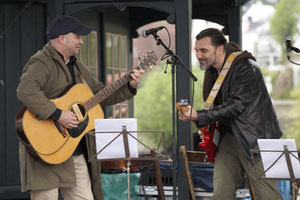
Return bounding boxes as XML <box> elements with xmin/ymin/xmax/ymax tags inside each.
<box><xmin>54</xmin><ymin>120</ymin><xmax>68</xmax><ymax>138</ymax></box>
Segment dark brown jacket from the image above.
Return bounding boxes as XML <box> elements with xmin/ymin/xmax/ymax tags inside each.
<box><xmin>197</xmin><ymin>43</ymin><xmax>282</xmax><ymax>162</ymax></box>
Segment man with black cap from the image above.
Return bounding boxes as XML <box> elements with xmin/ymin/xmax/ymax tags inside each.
<box><xmin>17</xmin><ymin>15</ymin><xmax>144</xmax><ymax>200</ymax></box>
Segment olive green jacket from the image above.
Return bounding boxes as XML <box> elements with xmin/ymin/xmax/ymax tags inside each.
<box><xmin>16</xmin><ymin>43</ymin><xmax>135</xmax><ymax>199</ymax></box>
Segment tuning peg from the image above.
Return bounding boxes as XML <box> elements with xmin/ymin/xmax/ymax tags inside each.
<box><xmin>138</xmin><ymin>57</ymin><xmax>144</xmax><ymax>64</ymax></box>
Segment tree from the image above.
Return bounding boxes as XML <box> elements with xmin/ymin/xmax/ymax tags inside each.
<box><xmin>270</xmin><ymin>0</ymin><xmax>300</xmax><ymax>147</ymax></box>
<box><xmin>280</xmin><ymin>102</ymin><xmax>300</xmax><ymax>148</ymax></box>
<box><xmin>270</xmin><ymin>0</ymin><xmax>300</xmax><ymax>57</ymax></box>
<box><xmin>134</xmin><ymin>65</ymin><xmax>204</xmax><ymax>152</ymax></box>
<box><xmin>281</xmin><ymin>83</ymin><xmax>300</xmax><ymax>148</ymax></box>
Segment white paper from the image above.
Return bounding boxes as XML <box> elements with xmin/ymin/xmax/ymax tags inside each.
<box><xmin>94</xmin><ymin>118</ymin><xmax>138</xmax><ymax>159</ymax></box>
<box><xmin>258</xmin><ymin>139</ymin><xmax>300</xmax><ymax>179</ymax></box>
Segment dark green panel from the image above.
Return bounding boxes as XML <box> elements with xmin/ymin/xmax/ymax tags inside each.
<box><xmin>0</xmin><ymin>5</ymin><xmax>5</xmax><ymax>187</ymax></box>
<box><xmin>175</xmin><ymin>0</ymin><xmax>192</xmax><ymax>199</ymax></box>
<box><xmin>3</xmin><ymin>3</ymin><xmax>45</xmax><ymax>186</ymax></box>
<box><xmin>20</xmin><ymin>8</ymin><xmax>38</xmax><ymax>67</ymax></box>
<box><xmin>228</xmin><ymin>6</ymin><xmax>242</xmax><ymax>46</ymax></box>
<box><xmin>36</xmin><ymin>5</ymin><xmax>46</xmax><ymax>48</ymax></box>
<box><xmin>4</xmin><ymin>3</ymin><xmax>23</xmax><ymax>185</ymax></box>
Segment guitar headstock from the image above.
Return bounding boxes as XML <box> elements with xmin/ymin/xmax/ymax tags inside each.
<box><xmin>176</xmin><ymin>99</ymin><xmax>189</xmax><ymax>113</ymax></box>
<box><xmin>137</xmin><ymin>50</ymin><xmax>158</xmax><ymax>71</ymax></box>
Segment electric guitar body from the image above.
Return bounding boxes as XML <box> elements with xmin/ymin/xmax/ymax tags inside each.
<box><xmin>176</xmin><ymin>100</ymin><xmax>219</xmax><ymax>163</ymax></box>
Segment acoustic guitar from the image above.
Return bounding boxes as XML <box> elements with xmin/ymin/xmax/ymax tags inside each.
<box><xmin>176</xmin><ymin>99</ymin><xmax>219</xmax><ymax>163</ymax></box>
<box><xmin>15</xmin><ymin>51</ymin><xmax>158</xmax><ymax>164</ymax></box>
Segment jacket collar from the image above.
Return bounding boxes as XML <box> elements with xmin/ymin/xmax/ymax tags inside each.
<box><xmin>203</xmin><ymin>43</ymin><xmax>256</xmax><ymax>101</ymax></box>
<box><xmin>43</xmin><ymin>42</ymin><xmax>67</xmax><ymax>65</ymax></box>
<box><xmin>43</xmin><ymin>42</ymin><xmax>73</xmax><ymax>83</ymax></box>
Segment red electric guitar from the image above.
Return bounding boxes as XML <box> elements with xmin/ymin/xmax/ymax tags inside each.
<box><xmin>176</xmin><ymin>99</ymin><xmax>220</xmax><ymax>163</ymax></box>
<box><xmin>177</xmin><ymin>53</ymin><xmax>241</xmax><ymax>163</ymax></box>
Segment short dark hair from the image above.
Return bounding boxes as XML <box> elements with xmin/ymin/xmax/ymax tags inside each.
<box><xmin>196</xmin><ymin>28</ymin><xmax>227</xmax><ymax>47</ymax></box>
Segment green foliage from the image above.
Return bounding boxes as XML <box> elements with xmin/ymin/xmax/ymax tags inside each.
<box><xmin>288</xmin><ymin>80</ymin><xmax>300</xmax><ymax>99</ymax></box>
<box><xmin>270</xmin><ymin>0</ymin><xmax>300</xmax><ymax>57</ymax></box>
<box><xmin>274</xmin><ymin>73</ymin><xmax>300</xmax><ymax>147</ymax></box>
<box><xmin>134</xmin><ymin>64</ymin><xmax>205</xmax><ymax>150</ymax></box>
<box><xmin>281</xmin><ymin>102</ymin><xmax>300</xmax><ymax>148</ymax></box>
<box><xmin>272</xmin><ymin>68</ymin><xmax>294</xmax><ymax>99</ymax></box>
<box><xmin>260</xmin><ymin>66</ymin><xmax>280</xmax><ymax>97</ymax></box>
<box><xmin>134</xmin><ymin>66</ymin><xmax>172</xmax><ymax>149</ymax></box>
<box><xmin>267</xmin><ymin>0</ymin><xmax>300</xmax><ymax>146</ymax></box>
<box><xmin>290</xmin><ymin>86</ymin><xmax>300</xmax><ymax>99</ymax></box>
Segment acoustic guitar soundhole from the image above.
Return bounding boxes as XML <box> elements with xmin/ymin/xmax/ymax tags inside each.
<box><xmin>78</xmin><ymin>104</ymin><xmax>86</xmax><ymax>117</ymax></box>
<box><xmin>67</xmin><ymin>115</ymin><xmax>89</xmax><ymax>138</ymax></box>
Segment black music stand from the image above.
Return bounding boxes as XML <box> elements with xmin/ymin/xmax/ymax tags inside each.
<box><xmin>85</xmin><ymin>125</ymin><xmax>169</xmax><ymax>200</ymax></box>
<box><xmin>251</xmin><ymin>143</ymin><xmax>300</xmax><ymax>199</ymax></box>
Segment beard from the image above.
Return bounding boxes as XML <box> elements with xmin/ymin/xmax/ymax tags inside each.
<box><xmin>198</xmin><ymin>50</ymin><xmax>217</xmax><ymax>71</ymax></box>
<box><xmin>199</xmin><ymin>60</ymin><xmax>210</xmax><ymax>71</ymax></box>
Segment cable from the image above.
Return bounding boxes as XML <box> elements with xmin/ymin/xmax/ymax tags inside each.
<box><xmin>287</xmin><ymin>56</ymin><xmax>300</xmax><ymax>66</ymax></box>
<box><xmin>0</xmin><ymin>0</ymin><xmax>35</xmax><ymax>39</ymax></box>
<box><xmin>161</xmin><ymin>26</ymin><xmax>172</xmax><ymax>61</ymax></box>
<box><xmin>189</xmin><ymin>80</ymin><xmax>195</xmax><ymax>120</ymax></box>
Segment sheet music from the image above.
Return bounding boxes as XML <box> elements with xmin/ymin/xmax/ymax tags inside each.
<box><xmin>94</xmin><ymin>118</ymin><xmax>138</xmax><ymax>159</ymax></box>
<box><xmin>258</xmin><ymin>139</ymin><xmax>300</xmax><ymax>179</ymax></box>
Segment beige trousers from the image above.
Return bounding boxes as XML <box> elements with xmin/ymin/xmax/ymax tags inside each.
<box><xmin>31</xmin><ymin>155</ymin><xmax>94</xmax><ymax>200</ymax></box>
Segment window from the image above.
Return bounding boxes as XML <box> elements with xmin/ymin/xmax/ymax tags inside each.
<box><xmin>106</xmin><ymin>33</ymin><xmax>128</xmax><ymax>119</ymax></box>
<box><xmin>78</xmin><ymin>31</ymin><xmax>98</xmax><ymax>79</ymax></box>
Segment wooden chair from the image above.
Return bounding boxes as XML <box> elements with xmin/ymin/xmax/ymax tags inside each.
<box><xmin>180</xmin><ymin>145</ymin><xmax>255</xmax><ymax>200</ymax></box>
<box><xmin>292</xmin><ymin>180</ymin><xmax>300</xmax><ymax>200</ymax></box>
<box><xmin>179</xmin><ymin>145</ymin><xmax>207</xmax><ymax>200</ymax></box>
<box><xmin>292</xmin><ymin>151</ymin><xmax>300</xmax><ymax>200</ymax></box>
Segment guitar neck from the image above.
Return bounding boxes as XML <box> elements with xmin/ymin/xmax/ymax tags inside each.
<box><xmin>83</xmin><ymin>66</ymin><xmax>140</xmax><ymax>111</ymax></box>
<box><xmin>80</xmin><ymin>50</ymin><xmax>158</xmax><ymax>111</ymax></box>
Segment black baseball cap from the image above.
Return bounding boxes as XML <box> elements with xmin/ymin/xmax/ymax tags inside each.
<box><xmin>46</xmin><ymin>15</ymin><xmax>92</xmax><ymax>39</ymax></box>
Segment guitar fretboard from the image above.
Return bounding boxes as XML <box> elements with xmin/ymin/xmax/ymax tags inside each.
<box><xmin>83</xmin><ymin>66</ymin><xmax>141</xmax><ymax>111</ymax></box>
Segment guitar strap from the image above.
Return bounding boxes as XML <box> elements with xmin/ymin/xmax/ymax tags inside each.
<box><xmin>203</xmin><ymin>51</ymin><xmax>242</xmax><ymax>110</ymax></box>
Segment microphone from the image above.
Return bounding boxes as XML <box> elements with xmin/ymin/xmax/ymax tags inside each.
<box><xmin>285</xmin><ymin>36</ymin><xmax>300</xmax><ymax>53</ymax></box>
<box><xmin>285</xmin><ymin>36</ymin><xmax>293</xmax><ymax>53</ymax></box>
<box><xmin>141</xmin><ymin>26</ymin><xmax>164</xmax><ymax>38</ymax></box>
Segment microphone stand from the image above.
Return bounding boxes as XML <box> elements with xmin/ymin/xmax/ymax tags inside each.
<box><xmin>152</xmin><ymin>34</ymin><xmax>197</xmax><ymax>82</ymax></box>
<box><xmin>151</xmin><ymin>33</ymin><xmax>197</xmax><ymax>200</ymax></box>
